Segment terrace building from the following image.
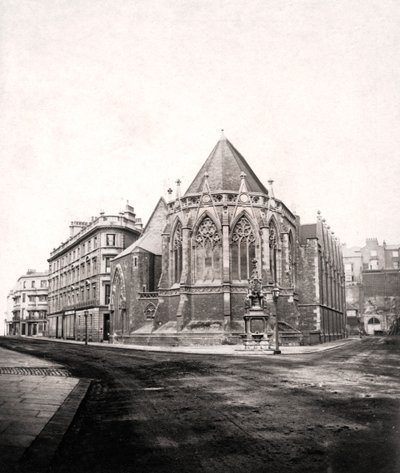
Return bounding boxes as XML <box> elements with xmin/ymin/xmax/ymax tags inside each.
<box><xmin>5</xmin><ymin>269</ymin><xmax>49</xmax><ymax>337</ymax></box>
<box><xmin>47</xmin><ymin>204</ymin><xmax>142</xmax><ymax>342</ymax></box>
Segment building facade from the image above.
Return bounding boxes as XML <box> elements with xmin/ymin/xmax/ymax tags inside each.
<box><xmin>362</xmin><ymin>270</ymin><xmax>400</xmax><ymax>335</ymax></box>
<box><xmin>47</xmin><ymin>205</ymin><xmax>142</xmax><ymax>342</ymax></box>
<box><xmin>110</xmin><ymin>135</ymin><xmax>346</xmax><ymax>346</ymax></box>
<box><xmin>343</xmin><ymin>238</ymin><xmax>400</xmax><ymax>335</ymax></box>
<box><xmin>5</xmin><ymin>270</ymin><xmax>49</xmax><ymax>337</ymax></box>
<box><xmin>297</xmin><ymin>215</ymin><xmax>346</xmax><ymax>344</ymax></box>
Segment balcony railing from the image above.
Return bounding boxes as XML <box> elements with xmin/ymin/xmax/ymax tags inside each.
<box><xmin>61</xmin><ymin>299</ymin><xmax>101</xmax><ymax>312</ymax></box>
<box><xmin>27</xmin><ymin>314</ymin><xmax>47</xmax><ymax>321</ymax></box>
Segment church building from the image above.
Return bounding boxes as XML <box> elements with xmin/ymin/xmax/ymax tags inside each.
<box><xmin>110</xmin><ymin>134</ymin><xmax>346</xmax><ymax>346</ymax></box>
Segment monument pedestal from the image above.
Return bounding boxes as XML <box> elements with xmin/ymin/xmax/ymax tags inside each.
<box><xmin>242</xmin><ymin>309</ymin><xmax>273</xmax><ymax>351</ymax></box>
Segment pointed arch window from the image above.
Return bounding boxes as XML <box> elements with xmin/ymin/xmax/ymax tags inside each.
<box><xmin>288</xmin><ymin>231</ymin><xmax>295</xmax><ymax>285</ymax></box>
<box><xmin>173</xmin><ymin>222</ymin><xmax>183</xmax><ymax>284</ymax></box>
<box><xmin>194</xmin><ymin>217</ymin><xmax>221</xmax><ymax>281</ymax></box>
<box><xmin>269</xmin><ymin>222</ymin><xmax>278</xmax><ymax>283</ymax></box>
<box><xmin>112</xmin><ymin>266</ymin><xmax>127</xmax><ymax>334</ymax></box>
<box><xmin>231</xmin><ymin>216</ymin><xmax>256</xmax><ymax>280</ymax></box>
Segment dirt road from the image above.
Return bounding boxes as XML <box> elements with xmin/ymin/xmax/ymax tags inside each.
<box><xmin>0</xmin><ymin>336</ymin><xmax>398</xmax><ymax>473</ymax></box>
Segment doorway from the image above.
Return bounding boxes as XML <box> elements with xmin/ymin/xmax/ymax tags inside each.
<box><xmin>367</xmin><ymin>317</ymin><xmax>381</xmax><ymax>335</ymax></box>
<box><xmin>103</xmin><ymin>313</ymin><xmax>110</xmax><ymax>341</ymax></box>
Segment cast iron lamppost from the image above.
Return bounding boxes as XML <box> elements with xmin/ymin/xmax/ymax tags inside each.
<box><xmin>84</xmin><ymin>310</ymin><xmax>88</xmax><ymax>345</ymax></box>
<box><xmin>272</xmin><ymin>286</ymin><xmax>281</xmax><ymax>354</ymax></box>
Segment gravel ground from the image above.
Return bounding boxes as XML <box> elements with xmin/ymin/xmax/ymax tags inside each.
<box><xmin>0</xmin><ymin>336</ymin><xmax>399</xmax><ymax>473</ymax></box>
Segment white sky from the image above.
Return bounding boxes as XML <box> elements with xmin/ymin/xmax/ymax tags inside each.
<box><xmin>1</xmin><ymin>0</ymin><xmax>400</xmax><ymax>331</ymax></box>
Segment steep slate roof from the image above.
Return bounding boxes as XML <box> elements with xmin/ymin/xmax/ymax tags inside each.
<box><xmin>299</xmin><ymin>224</ymin><xmax>317</xmax><ymax>245</ymax></box>
<box><xmin>113</xmin><ymin>198</ymin><xmax>168</xmax><ymax>261</ymax></box>
<box><xmin>185</xmin><ymin>135</ymin><xmax>269</xmax><ymax>195</ymax></box>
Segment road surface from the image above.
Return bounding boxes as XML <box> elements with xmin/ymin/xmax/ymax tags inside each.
<box><xmin>0</xmin><ymin>336</ymin><xmax>398</xmax><ymax>473</ymax></box>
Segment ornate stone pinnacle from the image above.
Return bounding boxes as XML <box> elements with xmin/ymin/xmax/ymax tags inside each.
<box><xmin>240</xmin><ymin>171</ymin><xmax>247</xmax><ymax>179</ymax></box>
<box><xmin>167</xmin><ymin>188</ymin><xmax>173</xmax><ymax>195</ymax></box>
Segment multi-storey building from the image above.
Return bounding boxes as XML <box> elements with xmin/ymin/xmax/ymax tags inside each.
<box><xmin>5</xmin><ymin>269</ymin><xmax>49</xmax><ymax>336</ymax></box>
<box><xmin>383</xmin><ymin>242</ymin><xmax>400</xmax><ymax>269</ymax></box>
<box><xmin>47</xmin><ymin>204</ymin><xmax>142</xmax><ymax>342</ymax></box>
<box><xmin>343</xmin><ymin>238</ymin><xmax>400</xmax><ymax>335</ymax></box>
<box><xmin>342</xmin><ymin>245</ymin><xmax>363</xmax><ymax>335</ymax></box>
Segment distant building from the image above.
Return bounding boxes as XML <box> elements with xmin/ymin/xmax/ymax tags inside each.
<box><xmin>342</xmin><ymin>245</ymin><xmax>363</xmax><ymax>335</ymax></box>
<box><xmin>363</xmin><ymin>270</ymin><xmax>400</xmax><ymax>334</ymax></box>
<box><xmin>47</xmin><ymin>205</ymin><xmax>142</xmax><ymax>342</ymax></box>
<box><xmin>5</xmin><ymin>269</ymin><xmax>49</xmax><ymax>336</ymax></box>
<box><xmin>343</xmin><ymin>238</ymin><xmax>400</xmax><ymax>335</ymax></box>
<box><xmin>109</xmin><ymin>135</ymin><xmax>346</xmax><ymax>346</ymax></box>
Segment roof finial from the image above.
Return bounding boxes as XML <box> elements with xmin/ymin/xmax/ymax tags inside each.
<box><xmin>267</xmin><ymin>179</ymin><xmax>275</xmax><ymax>198</ymax></box>
<box><xmin>175</xmin><ymin>179</ymin><xmax>181</xmax><ymax>199</ymax></box>
<box><xmin>240</xmin><ymin>171</ymin><xmax>246</xmax><ymax>180</ymax></box>
<box><xmin>220</xmin><ymin>129</ymin><xmax>226</xmax><ymax>141</ymax></box>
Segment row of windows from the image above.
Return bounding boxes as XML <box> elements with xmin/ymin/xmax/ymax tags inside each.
<box><xmin>49</xmin><ymin>256</ymin><xmax>112</xmax><ymax>291</ymax></box>
<box><xmin>16</xmin><ymin>294</ymin><xmax>48</xmax><ymax>303</ymax></box>
<box><xmin>27</xmin><ymin>310</ymin><xmax>47</xmax><ymax>319</ymax></box>
<box><xmin>49</xmin><ymin>283</ymin><xmax>110</xmax><ymax>311</ymax></box>
<box><xmin>12</xmin><ymin>309</ymin><xmax>47</xmax><ymax>319</ymax></box>
<box><xmin>22</xmin><ymin>280</ymin><xmax>47</xmax><ymax>289</ymax></box>
<box><xmin>171</xmin><ymin>216</ymin><xmax>291</xmax><ymax>284</ymax></box>
<box><xmin>369</xmin><ymin>250</ymin><xmax>398</xmax><ymax>258</ymax></box>
<box><xmin>50</xmin><ymin>234</ymin><xmax>117</xmax><ymax>272</ymax></box>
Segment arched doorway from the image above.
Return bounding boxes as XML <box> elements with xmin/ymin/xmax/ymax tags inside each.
<box><xmin>367</xmin><ymin>317</ymin><xmax>381</xmax><ymax>335</ymax></box>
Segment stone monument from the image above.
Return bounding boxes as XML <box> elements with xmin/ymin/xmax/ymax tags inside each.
<box><xmin>242</xmin><ymin>259</ymin><xmax>272</xmax><ymax>350</ymax></box>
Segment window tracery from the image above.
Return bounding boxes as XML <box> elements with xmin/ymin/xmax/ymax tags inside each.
<box><xmin>173</xmin><ymin>222</ymin><xmax>183</xmax><ymax>284</ymax></box>
<box><xmin>144</xmin><ymin>303</ymin><xmax>156</xmax><ymax>320</ymax></box>
<box><xmin>269</xmin><ymin>222</ymin><xmax>278</xmax><ymax>283</ymax></box>
<box><xmin>194</xmin><ymin>217</ymin><xmax>221</xmax><ymax>281</ymax></box>
<box><xmin>231</xmin><ymin>216</ymin><xmax>256</xmax><ymax>280</ymax></box>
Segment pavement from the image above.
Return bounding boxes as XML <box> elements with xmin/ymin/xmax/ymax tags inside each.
<box><xmin>0</xmin><ymin>346</ymin><xmax>91</xmax><ymax>473</ymax></box>
<box><xmin>37</xmin><ymin>335</ymin><xmax>361</xmax><ymax>356</ymax></box>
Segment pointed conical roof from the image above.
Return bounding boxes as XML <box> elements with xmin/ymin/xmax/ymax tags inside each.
<box><xmin>185</xmin><ymin>135</ymin><xmax>268</xmax><ymax>195</ymax></box>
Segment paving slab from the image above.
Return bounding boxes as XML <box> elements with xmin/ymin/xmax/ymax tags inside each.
<box><xmin>0</xmin><ymin>347</ymin><xmax>90</xmax><ymax>473</ymax></box>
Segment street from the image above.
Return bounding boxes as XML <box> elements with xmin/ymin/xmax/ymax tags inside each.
<box><xmin>0</xmin><ymin>337</ymin><xmax>399</xmax><ymax>473</ymax></box>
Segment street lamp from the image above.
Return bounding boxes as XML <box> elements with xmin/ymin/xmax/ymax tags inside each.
<box><xmin>84</xmin><ymin>310</ymin><xmax>88</xmax><ymax>345</ymax></box>
<box><xmin>272</xmin><ymin>287</ymin><xmax>281</xmax><ymax>354</ymax></box>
